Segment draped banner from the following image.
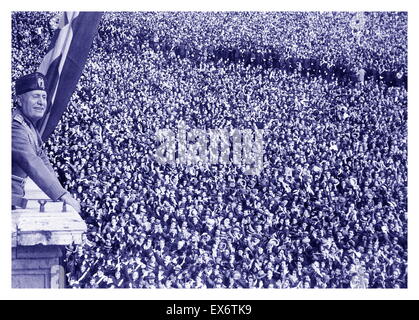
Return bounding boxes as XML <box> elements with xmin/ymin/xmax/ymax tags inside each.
<box><xmin>37</xmin><ymin>11</ymin><xmax>103</xmax><ymax>141</ymax></box>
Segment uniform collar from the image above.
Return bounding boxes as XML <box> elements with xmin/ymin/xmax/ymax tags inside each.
<box><xmin>13</xmin><ymin>108</ymin><xmax>38</xmax><ymax>128</ymax></box>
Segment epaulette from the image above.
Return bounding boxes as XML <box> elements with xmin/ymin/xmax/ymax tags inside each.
<box><xmin>12</xmin><ymin>113</ymin><xmax>24</xmax><ymax>124</ymax></box>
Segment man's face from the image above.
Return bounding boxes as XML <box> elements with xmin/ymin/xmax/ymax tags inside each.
<box><xmin>18</xmin><ymin>90</ymin><xmax>47</xmax><ymax>122</ymax></box>
<box><xmin>177</xmin><ymin>240</ymin><xmax>185</xmax><ymax>249</ymax></box>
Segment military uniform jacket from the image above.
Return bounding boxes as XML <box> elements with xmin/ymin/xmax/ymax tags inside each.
<box><xmin>12</xmin><ymin>109</ymin><xmax>66</xmax><ymax>208</ymax></box>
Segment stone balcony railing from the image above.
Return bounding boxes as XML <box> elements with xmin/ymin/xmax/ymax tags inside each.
<box><xmin>12</xmin><ymin>179</ymin><xmax>86</xmax><ymax>288</ymax></box>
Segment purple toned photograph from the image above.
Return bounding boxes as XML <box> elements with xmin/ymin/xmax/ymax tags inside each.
<box><xmin>11</xmin><ymin>11</ymin><xmax>407</xmax><ymax>289</ymax></box>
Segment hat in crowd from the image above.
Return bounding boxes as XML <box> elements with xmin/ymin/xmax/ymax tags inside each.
<box><xmin>146</xmin><ymin>273</ymin><xmax>156</xmax><ymax>280</ymax></box>
<box><xmin>15</xmin><ymin>72</ymin><xmax>47</xmax><ymax>95</ymax></box>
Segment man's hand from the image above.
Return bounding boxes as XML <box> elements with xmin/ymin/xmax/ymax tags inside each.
<box><xmin>60</xmin><ymin>192</ymin><xmax>81</xmax><ymax>213</ymax></box>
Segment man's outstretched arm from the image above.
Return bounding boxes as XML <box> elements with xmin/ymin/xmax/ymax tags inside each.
<box><xmin>12</xmin><ymin>122</ymin><xmax>80</xmax><ymax>213</ymax></box>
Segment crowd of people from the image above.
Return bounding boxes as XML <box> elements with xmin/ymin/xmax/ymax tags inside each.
<box><xmin>12</xmin><ymin>11</ymin><xmax>407</xmax><ymax>288</ymax></box>
<box><xmin>97</xmin><ymin>12</ymin><xmax>407</xmax><ymax>88</ymax></box>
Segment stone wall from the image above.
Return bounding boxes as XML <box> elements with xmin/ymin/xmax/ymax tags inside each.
<box><xmin>12</xmin><ymin>179</ymin><xmax>86</xmax><ymax>288</ymax></box>
<box><xmin>12</xmin><ymin>245</ymin><xmax>64</xmax><ymax>288</ymax></box>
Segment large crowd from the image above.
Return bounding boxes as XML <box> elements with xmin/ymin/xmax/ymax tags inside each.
<box><xmin>12</xmin><ymin>11</ymin><xmax>407</xmax><ymax>288</ymax></box>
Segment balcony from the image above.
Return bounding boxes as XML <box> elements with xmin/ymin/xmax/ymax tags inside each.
<box><xmin>11</xmin><ymin>179</ymin><xmax>86</xmax><ymax>288</ymax></box>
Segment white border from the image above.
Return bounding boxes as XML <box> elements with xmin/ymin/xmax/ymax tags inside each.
<box><xmin>1</xmin><ymin>0</ymin><xmax>418</xmax><ymax>300</ymax></box>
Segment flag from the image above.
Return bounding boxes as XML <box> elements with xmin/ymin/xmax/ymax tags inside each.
<box><xmin>37</xmin><ymin>11</ymin><xmax>103</xmax><ymax>141</ymax></box>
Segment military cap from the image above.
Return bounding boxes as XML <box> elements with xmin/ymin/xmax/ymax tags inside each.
<box><xmin>15</xmin><ymin>72</ymin><xmax>47</xmax><ymax>95</ymax></box>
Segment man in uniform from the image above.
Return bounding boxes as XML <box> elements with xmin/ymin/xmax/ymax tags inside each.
<box><xmin>12</xmin><ymin>72</ymin><xmax>80</xmax><ymax>213</ymax></box>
